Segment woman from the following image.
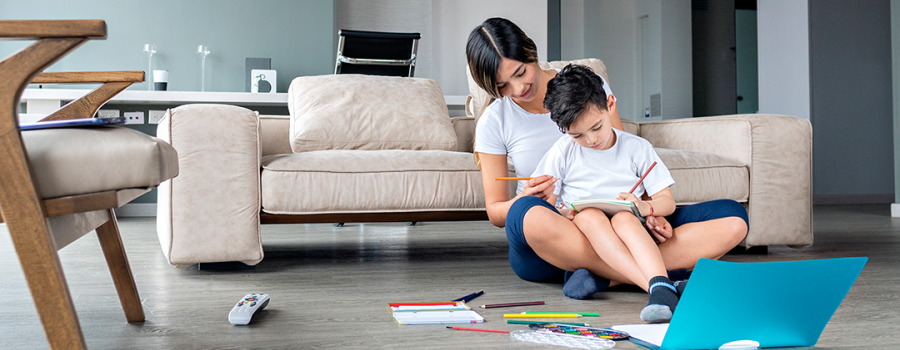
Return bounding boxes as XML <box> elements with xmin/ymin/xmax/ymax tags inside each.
<box><xmin>467</xmin><ymin>17</ymin><xmax>749</xmax><ymax>299</ymax></box>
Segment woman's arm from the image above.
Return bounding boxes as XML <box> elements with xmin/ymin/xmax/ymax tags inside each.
<box><xmin>479</xmin><ymin>153</ymin><xmax>556</xmax><ymax>227</ymax></box>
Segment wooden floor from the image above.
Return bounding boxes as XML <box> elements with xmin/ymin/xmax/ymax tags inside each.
<box><xmin>0</xmin><ymin>205</ymin><xmax>898</xmax><ymax>349</ymax></box>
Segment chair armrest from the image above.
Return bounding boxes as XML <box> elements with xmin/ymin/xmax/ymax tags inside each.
<box><xmin>156</xmin><ymin>104</ymin><xmax>263</xmax><ymax>268</ymax></box>
<box><xmin>451</xmin><ymin>116</ymin><xmax>475</xmax><ymax>153</ymax></box>
<box><xmin>0</xmin><ymin>20</ymin><xmax>105</xmax><ymax>39</ymax></box>
<box><xmin>33</xmin><ymin>71</ymin><xmax>144</xmax><ymax>84</ymax></box>
<box><xmin>638</xmin><ymin>114</ymin><xmax>812</xmax><ymax>248</ymax></box>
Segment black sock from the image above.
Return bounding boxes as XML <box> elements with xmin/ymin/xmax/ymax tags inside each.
<box><xmin>674</xmin><ymin>279</ymin><xmax>688</xmax><ymax>296</ymax></box>
<box><xmin>562</xmin><ymin>269</ymin><xmax>611</xmax><ymax>300</ymax></box>
<box><xmin>640</xmin><ymin>276</ymin><xmax>679</xmax><ymax>323</ymax></box>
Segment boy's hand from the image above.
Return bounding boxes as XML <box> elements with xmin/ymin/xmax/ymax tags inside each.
<box><xmin>617</xmin><ymin>192</ymin><xmax>640</xmax><ymax>204</ymax></box>
<box><xmin>646</xmin><ymin>215</ymin><xmax>674</xmax><ymax>243</ymax></box>
<box><xmin>555</xmin><ymin>202</ymin><xmax>577</xmax><ymax>221</ymax></box>
<box><xmin>522</xmin><ymin>175</ymin><xmax>556</xmax><ymax>200</ymax></box>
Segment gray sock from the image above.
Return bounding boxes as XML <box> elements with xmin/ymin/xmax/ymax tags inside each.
<box><xmin>562</xmin><ymin>268</ymin><xmax>610</xmax><ymax>300</ymax></box>
<box><xmin>640</xmin><ymin>276</ymin><xmax>679</xmax><ymax>323</ymax></box>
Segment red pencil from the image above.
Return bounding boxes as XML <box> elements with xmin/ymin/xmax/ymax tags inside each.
<box><xmin>447</xmin><ymin>326</ymin><xmax>510</xmax><ymax>334</ymax></box>
<box><xmin>629</xmin><ymin>161</ymin><xmax>657</xmax><ymax>194</ymax></box>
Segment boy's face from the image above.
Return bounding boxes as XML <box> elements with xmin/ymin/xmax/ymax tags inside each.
<box><xmin>566</xmin><ymin>101</ymin><xmax>616</xmax><ymax>151</ymax></box>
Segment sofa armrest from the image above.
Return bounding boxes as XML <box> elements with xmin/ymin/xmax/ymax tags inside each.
<box><xmin>638</xmin><ymin>114</ymin><xmax>812</xmax><ymax>248</ymax></box>
<box><xmin>451</xmin><ymin>116</ymin><xmax>475</xmax><ymax>153</ymax></box>
<box><xmin>156</xmin><ymin>104</ymin><xmax>263</xmax><ymax>268</ymax></box>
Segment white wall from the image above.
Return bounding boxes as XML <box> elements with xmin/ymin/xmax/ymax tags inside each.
<box><xmin>758</xmin><ymin>0</ymin><xmax>810</xmax><ymax>120</ymax></box>
<box><xmin>562</xmin><ymin>0</ymin><xmax>691</xmax><ymax>121</ymax></box>
<box><xmin>337</xmin><ymin>0</ymin><xmax>547</xmax><ymax>96</ymax></box>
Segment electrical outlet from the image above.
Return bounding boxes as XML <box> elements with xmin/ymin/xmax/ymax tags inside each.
<box><xmin>123</xmin><ymin>111</ymin><xmax>144</xmax><ymax>124</ymax></box>
<box><xmin>148</xmin><ymin>110</ymin><xmax>167</xmax><ymax>124</ymax></box>
<box><xmin>97</xmin><ymin>109</ymin><xmax>119</xmax><ymax>119</ymax></box>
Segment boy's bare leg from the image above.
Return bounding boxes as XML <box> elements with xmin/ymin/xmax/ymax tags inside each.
<box><xmin>570</xmin><ymin>209</ymin><xmax>648</xmax><ymax>289</ymax></box>
<box><xmin>521</xmin><ymin>206</ymin><xmax>632</xmax><ymax>284</ymax></box>
<box><xmin>608</xmin><ymin>212</ymin><xmax>667</xmax><ymax>284</ymax></box>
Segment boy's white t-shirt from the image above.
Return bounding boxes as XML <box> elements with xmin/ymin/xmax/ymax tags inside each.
<box><xmin>531</xmin><ymin>128</ymin><xmax>675</xmax><ymax>205</ymax></box>
<box><xmin>474</xmin><ymin>72</ymin><xmax>614</xmax><ymax>195</ymax></box>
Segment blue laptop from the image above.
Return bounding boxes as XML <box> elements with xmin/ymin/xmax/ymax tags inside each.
<box><xmin>614</xmin><ymin>257</ymin><xmax>867</xmax><ymax>350</ymax></box>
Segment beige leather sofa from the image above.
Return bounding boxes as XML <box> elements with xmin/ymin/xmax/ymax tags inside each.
<box><xmin>156</xmin><ymin>59</ymin><xmax>812</xmax><ymax>268</ymax></box>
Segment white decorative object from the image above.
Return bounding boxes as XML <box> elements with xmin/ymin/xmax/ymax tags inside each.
<box><xmin>251</xmin><ymin>69</ymin><xmax>276</xmax><ymax>93</ymax></box>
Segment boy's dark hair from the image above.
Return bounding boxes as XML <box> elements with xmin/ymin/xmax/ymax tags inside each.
<box><xmin>544</xmin><ymin>64</ymin><xmax>608</xmax><ymax>133</ymax></box>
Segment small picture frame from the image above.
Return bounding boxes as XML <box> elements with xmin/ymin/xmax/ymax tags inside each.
<box><xmin>251</xmin><ymin>69</ymin><xmax>277</xmax><ymax>93</ymax></box>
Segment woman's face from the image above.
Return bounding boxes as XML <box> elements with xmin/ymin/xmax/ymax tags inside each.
<box><xmin>495</xmin><ymin>58</ymin><xmax>541</xmax><ymax>102</ymax></box>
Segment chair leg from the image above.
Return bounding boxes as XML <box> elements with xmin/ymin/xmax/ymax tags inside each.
<box><xmin>95</xmin><ymin>209</ymin><xmax>145</xmax><ymax>323</ymax></box>
<box><xmin>5</xmin><ymin>213</ymin><xmax>87</xmax><ymax>349</ymax></box>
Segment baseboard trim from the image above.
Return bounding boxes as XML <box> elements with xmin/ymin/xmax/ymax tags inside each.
<box><xmin>115</xmin><ymin>203</ymin><xmax>156</xmax><ymax>217</ymax></box>
<box><xmin>892</xmin><ymin>203</ymin><xmax>900</xmax><ymax>217</ymax></box>
<box><xmin>813</xmin><ymin>193</ymin><xmax>894</xmax><ymax>205</ymax></box>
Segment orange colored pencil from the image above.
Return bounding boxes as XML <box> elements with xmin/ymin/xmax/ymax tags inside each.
<box><xmin>495</xmin><ymin>177</ymin><xmax>533</xmax><ymax>181</ymax></box>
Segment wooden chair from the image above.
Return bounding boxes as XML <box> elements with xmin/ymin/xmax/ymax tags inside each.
<box><xmin>0</xmin><ymin>20</ymin><xmax>179</xmax><ymax>349</ymax></box>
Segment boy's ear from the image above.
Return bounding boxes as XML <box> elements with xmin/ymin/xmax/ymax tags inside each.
<box><xmin>607</xmin><ymin>94</ymin><xmax>617</xmax><ymax>112</ymax></box>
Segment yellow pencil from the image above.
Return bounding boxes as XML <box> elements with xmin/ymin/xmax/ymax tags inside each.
<box><xmin>503</xmin><ymin>313</ymin><xmax>582</xmax><ymax>318</ymax></box>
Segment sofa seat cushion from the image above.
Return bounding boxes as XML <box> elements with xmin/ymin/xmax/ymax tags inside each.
<box><xmin>22</xmin><ymin>126</ymin><xmax>179</xmax><ymax>199</ymax></box>
<box><xmin>260</xmin><ymin>150</ymin><xmax>485</xmax><ymax>214</ymax></box>
<box><xmin>656</xmin><ymin>148</ymin><xmax>749</xmax><ymax>205</ymax></box>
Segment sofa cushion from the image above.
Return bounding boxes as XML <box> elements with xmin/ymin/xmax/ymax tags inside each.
<box><xmin>656</xmin><ymin>148</ymin><xmax>749</xmax><ymax>205</ymax></box>
<box><xmin>287</xmin><ymin>74</ymin><xmax>458</xmax><ymax>153</ymax></box>
<box><xmin>22</xmin><ymin>126</ymin><xmax>178</xmax><ymax>199</ymax></box>
<box><xmin>260</xmin><ymin>150</ymin><xmax>484</xmax><ymax>214</ymax></box>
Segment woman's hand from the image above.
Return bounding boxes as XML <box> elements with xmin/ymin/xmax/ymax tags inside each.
<box><xmin>646</xmin><ymin>215</ymin><xmax>674</xmax><ymax>243</ymax></box>
<box><xmin>520</xmin><ymin>175</ymin><xmax>556</xmax><ymax>200</ymax></box>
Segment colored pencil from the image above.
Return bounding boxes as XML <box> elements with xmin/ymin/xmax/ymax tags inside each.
<box><xmin>480</xmin><ymin>301</ymin><xmax>545</xmax><ymax>309</ymax></box>
<box><xmin>453</xmin><ymin>291</ymin><xmax>484</xmax><ymax>302</ymax></box>
<box><xmin>522</xmin><ymin>312</ymin><xmax>599</xmax><ymax>317</ymax></box>
<box><xmin>388</xmin><ymin>302</ymin><xmax>458</xmax><ymax>307</ymax></box>
<box><xmin>507</xmin><ymin>320</ymin><xmax>592</xmax><ymax>326</ymax></box>
<box><xmin>447</xmin><ymin>326</ymin><xmax>510</xmax><ymax>334</ymax></box>
<box><xmin>504</xmin><ymin>313</ymin><xmax>582</xmax><ymax>318</ymax></box>
<box><xmin>495</xmin><ymin>177</ymin><xmax>533</xmax><ymax>181</ymax></box>
<box><xmin>629</xmin><ymin>161</ymin><xmax>657</xmax><ymax>194</ymax></box>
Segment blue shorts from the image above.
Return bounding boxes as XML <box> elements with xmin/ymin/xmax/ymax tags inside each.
<box><xmin>505</xmin><ymin>196</ymin><xmax>749</xmax><ymax>283</ymax></box>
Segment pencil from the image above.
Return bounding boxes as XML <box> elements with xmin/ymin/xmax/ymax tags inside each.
<box><xmin>507</xmin><ymin>320</ymin><xmax>593</xmax><ymax>326</ymax></box>
<box><xmin>452</xmin><ymin>291</ymin><xmax>484</xmax><ymax>302</ymax></box>
<box><xmin>504</xmin><ymin>313</ymin><xmax>581</xmax><ymax>318</ymax></box>
<box><xmin>480</xmin><ymin>301</ymin><xmax>545</xmax><ymax>308</ymax></box>
<box><xmin>495</xmin><ymin>177</ymin><xmax>533</xmax><ymax>181</ymax></box>
<box><xmin>522</xmin><ymin>312</ymin><xmax>599</xmax><ymax>317</ymax></box>
<box><xmin>629</xmin><ymin>161</ymin><xmax>657</xmax><ymax>194</ymax></box>
<box><xmin>447</xmin><ymin>326</ymin><xmax>510</xmax><ymax>334</ymax></box>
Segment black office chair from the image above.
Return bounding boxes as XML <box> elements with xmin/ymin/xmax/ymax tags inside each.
<box><xmin>334</xmin><ymin>29</ymin><xmax>420</xmax><ymax>77</ymax></box>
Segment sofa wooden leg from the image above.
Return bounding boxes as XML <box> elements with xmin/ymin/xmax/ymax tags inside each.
<box><xmin>96</xmin><ymin>209</ymin><xmax>145</xmax><ymax>323</ymax></box>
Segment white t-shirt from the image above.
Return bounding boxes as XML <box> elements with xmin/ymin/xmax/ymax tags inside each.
<box><xmin>531</xmin><ymin>128</ymin><xmax>675</xmax><ymax>205</ymax></box>
<box><xmin>474</xmin><ymin>72</ymin><xmax>614</xmax><ymax>194</ymax></box>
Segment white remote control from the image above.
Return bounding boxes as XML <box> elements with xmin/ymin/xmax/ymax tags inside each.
<box><xmin>228</xmin><ymin>293</ymin><xmax>270</xmax><ymax>325</ymax></box>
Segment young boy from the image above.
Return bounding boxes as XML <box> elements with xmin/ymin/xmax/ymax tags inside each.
<box><xmin>533</xmin><ymin>64</ymin><xmax>679</xmax><ymax>323</ymax></box>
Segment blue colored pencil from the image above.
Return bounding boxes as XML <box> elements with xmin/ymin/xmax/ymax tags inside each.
<box><xmin>453</xmin><ymin>291</ymin><xmax>485</xmax><ymax>302</ymax></box>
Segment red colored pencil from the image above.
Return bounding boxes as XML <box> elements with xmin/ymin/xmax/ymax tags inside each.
<box><xmin>629</xmin><ymin>161</ymin><xmax>657</xmax><ymax>194</ymax></box>
<box><xmin>447</xmin><ymin>326</ymin><xmax>510</xmax><ymax>333</ymax></box>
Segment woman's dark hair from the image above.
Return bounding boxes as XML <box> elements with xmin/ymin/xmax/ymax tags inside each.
<box><xmin>466</xmin><ymin>17</ymin><xmax>538</xmax><ymax>98</ymax></box>
<box><xmin>544</xmin><ymin>64</ymin><xmax>608</xmax><ymax>133</ymax></box>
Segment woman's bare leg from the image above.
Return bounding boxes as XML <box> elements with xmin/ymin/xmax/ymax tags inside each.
<box><xmin>657</xmin><ymin>217</ymin><xmax>748</xmax><ymax>270</ymax></box>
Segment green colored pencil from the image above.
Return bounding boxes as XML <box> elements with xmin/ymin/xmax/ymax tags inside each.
<box><xmin>507</xmin><ymin>320</ymin><xmax>592</xmax><ymax>327</ymax></box>
<box><xmin>522</xmin><ymin>311</ymin><xmax>599</xmax><ymax>317</ymax></box>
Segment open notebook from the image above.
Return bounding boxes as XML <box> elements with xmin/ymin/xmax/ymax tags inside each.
<box><xmin>613</xmin><ymin>257</ymin><xmax>867</xmax><ymax>350</ymax></box>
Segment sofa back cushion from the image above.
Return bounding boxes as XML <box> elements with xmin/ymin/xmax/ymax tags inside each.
<box><xmin>288</xmin><ymin>74</ymin><xmax>457</xmax><ymax>153</ymax></box>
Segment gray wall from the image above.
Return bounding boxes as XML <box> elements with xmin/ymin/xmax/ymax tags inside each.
<box><xmin>0</xmin><ymin>0</ymin><xmax>336</xmax><ymax>93</ymax></box>
<box><xmin>810</xmin><ymin>0</ymin><xmax>894</xmax><ymax>203</ymax></box>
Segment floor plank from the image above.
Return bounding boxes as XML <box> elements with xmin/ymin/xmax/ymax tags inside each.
<box><xmin>0</xmin><ymin>205</ymin><xmax>898</xmax><ymax>349</ymax></box>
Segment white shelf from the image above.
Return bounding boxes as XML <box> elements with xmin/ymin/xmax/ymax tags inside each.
<box><xmin>22</xmin><ymin>89</ymin><xmax>469</xmax><ymax>108</ymax></box>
